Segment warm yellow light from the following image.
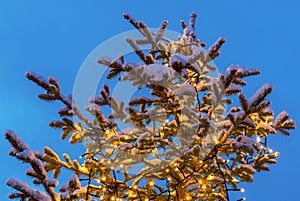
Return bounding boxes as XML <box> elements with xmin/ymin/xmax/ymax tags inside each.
<box><xmin>165</xmin><ymin>168</ymin><xmax>170</xmax><ymax>173</ymax></box>
<box><xmin>149</xmin><ymin>181</ymin><xmax>154</xmax><ymax>186</ymax></box>
<box><xmin>274</xmin><ymin>151</ymin><xmax>280</xmax><ymax>157</ymax></box>
<box><xmin>100</xmin><ymin>195</ymin><xmax>104</xmax><ymax>200</ymax></box>
<box><xmin>250</xmin><ymin>113</ymin><xmax>257</xmax><ymax>120</ymax></box>
<box><xmin>186</xmin><ymin>195</ymin><xmax>191</xmax><ymax>200</ymax></box>
<box><xmin>133</xmin><ymin>185</ymin><xmax>137</xmax><ymax>189</ymax></box>
<box><xmin>145</xmin><ymin>198</ymin><xmax>149</xmax><ymax>201</ymax></box>
<box><xmin>207</xmin><ymin>175</ymin><xmax>214</xmax><ymax>180</ymax></box>
<box><xmin>167</xmin><ymin>177</ymin><xmax>172</xmax><ymax>181</ymax></box>
<box><xmin>102</xmin><ymin>176</ymin><xmax>106</xmax><ymax>181</ymax></box>
<box><xmin>110</xmin><ymin>196</ymin><xmax>115</xmax><ymax>200</ymax></box>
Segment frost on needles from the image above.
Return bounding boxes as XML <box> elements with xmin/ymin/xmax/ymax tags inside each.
<box><xmin>5</xmin><ymin>13</ymin><xmax>295</xmax><ymax>201</ymax></box>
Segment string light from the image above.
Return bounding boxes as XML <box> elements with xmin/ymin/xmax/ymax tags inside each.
<box><xmin>198</xmin><ymin>179</ymin><xmax>203</xmax><ymax>184</ymax></box>
<box><xmin>228</xmin><ymin>188</ymin><xmax>245</xmax><ymax>192</ymax></box>
<box><xmin>207</xmin><ymin>175</ymin><xmax>214</xmax><ymax>180</ymax></box>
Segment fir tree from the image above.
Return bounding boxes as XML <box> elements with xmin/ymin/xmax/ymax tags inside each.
<box><xmin>5</xmin><ymin>13</ymin><xmax>295</xmax><ymax>201</ymax></box>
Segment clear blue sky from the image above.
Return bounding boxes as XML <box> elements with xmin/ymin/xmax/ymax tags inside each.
<box><xmin>0</xmin><ymin>1</ymin><xmax>299</xmax><ymax>200</ymax></box>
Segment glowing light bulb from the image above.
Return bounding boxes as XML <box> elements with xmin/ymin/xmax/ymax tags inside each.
<box><xmin>240</xmin><ymin>188</ymin><xmax>245</xmax><ymax>192</ymax></box>
<box><xmin>165</xmin><ymin>168</ymin><xmax>170</xmax><ymax>173</ymax></box>
<box><xmin>110</xmin><ymin>196</ymin><xmax>115</xmax><ymax>200</ymax></box>
<box><xmin>274</xmin><ymin>151</ymin><xmax>280</xmax><ymax>157</ymax></box>
<box><xmin>133</xmin><ymin>185</ymin><xmax>137</xmax><ymax>189</ymax></box>
<box><xmin>250</xmin><ymin>114</ymin><xmax>256</xmax><ymax>120</ymax></box>
<box><xmin>207</xmin><ymin>175</ymin><xmax>214</xmax><ymax>180</ymax></box>
<box><xmin>102</xmin><ymin>176</ymin><xmax>106</xmax><ymax>181</ymax></box>
<box><xmin>149</xmin><ymin>181</ymin><xmax>154</xmax><ymax>186</ymax></box>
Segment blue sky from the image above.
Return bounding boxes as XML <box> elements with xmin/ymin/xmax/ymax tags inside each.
<box><xmin>0</xmin><ymin>1</ymin><xmax>299</xmax><ymax>200</ymax></box>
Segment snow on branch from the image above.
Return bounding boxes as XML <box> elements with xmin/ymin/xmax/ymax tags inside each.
<box><xmin>5</xmin><ymin>12</ymin><xmax>296</xmax><ymax>201</ymax></box>
<box><xmin>6</xmin><ymin>178</ymin><xmax>51</xmax><ymax>201</ymax></box>
<box><xmin>5</xmin><ymin>130</ymin><xmax>59</xmax><ymax>200</ymax></box>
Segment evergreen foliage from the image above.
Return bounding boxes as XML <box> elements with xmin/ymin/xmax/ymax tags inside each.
<box><xmin>5</xmin><ymin>13</ymin><xmax>295</xmax><ymax>201</ymax></box>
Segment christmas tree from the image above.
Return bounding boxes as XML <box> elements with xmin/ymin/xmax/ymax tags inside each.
<box><xmin>5</xmin><ymin>13</ymin><xmax>295</xmax><ymax>201</ymax></box>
